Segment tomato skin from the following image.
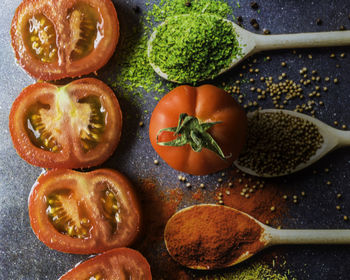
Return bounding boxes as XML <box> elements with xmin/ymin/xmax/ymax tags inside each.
<box><xmin>59</xmin><ymin>248</ymin><xmax>152</xmax><ymax>280</ymax></box>
<box><xmin>9</xmin><ymin>78</ymin><xmax>122</xmax><ymax>169</ymax></box>
<box><xmin>11</xmin><ymin>0</ymin><xmax>119</xmax><ymax>80</ymax></box>
<box><xmin>149</xmin><ymin>85</ymin><xmax>247</xmax><ymax>175</ymax></box>
<box><xmin>29</xmin><ymin>169</ymin><xmax>141</xmax><ymax>254</ymax></box>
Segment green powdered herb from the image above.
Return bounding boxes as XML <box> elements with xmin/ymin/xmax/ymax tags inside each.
<box><xmin>149</xmin><ymin>14</ymin><xmax>241</xmax><ymax>84</ymax></box>
<box><xmin>110</xmin><ymin>0</ymin><xmax>235</xmax><ymax>102</ymax></box>
<box><xmin>205</xmin><ymin>262</ymin><xmax>296</xmax><ymax>280</ymax></box>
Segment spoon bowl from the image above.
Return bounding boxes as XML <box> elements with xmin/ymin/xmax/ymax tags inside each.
<box><xmin>234</xmin><ymin>109</ymin><xmax>350</xmax><ymax>177</ymax></box>
<box><xmin>165</xmin><ymin>204</ymin><xmax>350</xmax><ymax>270</ymax></box>
<box><xmin>148</xmin><ymin>15</ymin><xmax>350</xmax><ymax>83</ymax></box>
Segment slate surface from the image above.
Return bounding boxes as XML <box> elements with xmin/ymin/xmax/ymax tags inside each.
<box><xmin>1</xmin><ymin>0</ymin><xmax>350</xmax><ymax>279</ymax></box>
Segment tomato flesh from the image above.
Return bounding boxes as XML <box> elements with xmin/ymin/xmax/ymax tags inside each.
<box><xmin>10</xmin><ymin>78</ymin><xmax>122</xmax><ymax>169</ymax></box>
<box><xmin>11</xmin><ymin>0</ymin><xmax>119</xmax><ymax>80</ymax></box>
<box><xmin>67</xmin><ymin>2</ymin><xmax>100</xmax><ymax>61</ymax></box>
<box><xmin>29</xmin><ymin>169</ymin><xmax>141</xmax><ymax>254</ymax></box>
<box><xmin>46</xmin><ymin>189</ymin><xmax>92</xmax><ymax>239</ymax></box>
<box><xmin>59</xmin><ymin>248</ymin><xmax>152</xmax><ymax>280</ymax></box>
<box><xmin>25</xmin><ymin>14</ymin><xmax>58</xmax><ymax>63</ymax></box>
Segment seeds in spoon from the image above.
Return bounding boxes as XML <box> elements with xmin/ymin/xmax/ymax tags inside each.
<box><xmin>237</xmin><ymin>111</ymin><xmax>324</xmax><ymax>176</ymax></box>
<box><xmin>149</xmin><ymin>14</ymin><xmax>241</xmax><ymax>84</ymax></box>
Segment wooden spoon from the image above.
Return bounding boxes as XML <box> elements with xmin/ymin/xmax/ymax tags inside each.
<box><xmin>148</xmin><ymin>15</ymin><xmax>350</xmax><ymax>83</ymax></box>
<box><xmin>234</xmin><ymin>109</ymin><xmax>350</xmax><ymax>177</ymax></box>
<box><xmin>164</xmin><ymin>204</ymin><xmax>350</xmax><ymax>270</ymax></box>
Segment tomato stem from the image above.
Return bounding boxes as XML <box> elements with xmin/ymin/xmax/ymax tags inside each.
<box><xmin>156</xmin><ymin>113</ymin><xmax>229</xmax><ymax>160</ymax></box>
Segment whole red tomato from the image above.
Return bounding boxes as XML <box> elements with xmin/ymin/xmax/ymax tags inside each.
<box><xmin>29</xmin><ymin>169</ymin><xmax>141</xmax><ymax>254</ymax></box>
<box><xmin>9</xmin><ymin>78</ymin><xmax>122</xmax><ymax>169</ymax></box>
<box><xmin>11</xmin><ymin>0</ymin><xmax>119</xmax><ymax>80</ymax></box>
<box><xmin>149</xmin><ymin>85</ymin><xmax>247</xmax><ymax>175</ymax></box>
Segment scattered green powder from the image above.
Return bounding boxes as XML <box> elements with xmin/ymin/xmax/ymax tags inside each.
<box><xmin>205</xmin><ymin>262</ymin><xmax>296</xmax><ymax>280</ymax></box>
<box><xmin>149</xmin><ymin>14</ymin><xmax>241</xmax><ymax>84</ymax></box>
<box><xmin>109</xmin><ymin>0</ymin><xmax>235</xmax><ymax>103</ymax></box>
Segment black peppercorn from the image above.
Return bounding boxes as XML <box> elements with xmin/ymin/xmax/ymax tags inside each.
<box><xmin>132</xmin><ymin>5</ymin><xmax>141</xmax><ymax>13</ymax></box>
<box><xmin>250</xmin><ymin>18</ymin><xmax>258</xmax><ymax>25</ymax></box>
<box><xmin>250</xmin><ymin>2</ymin><xmax>259</xmax><ymax>10</ymax></box>
<box><xmin>185</xmin><ymin>1</ymin><xmax>191</xmax><ymax>7</ymax></box>
<box><xmin>253</xmin><ymin>23</ymin><xmax>259</xmax><ymax>30</ymax></box>
<box><xmin>237</xmin><ymin>16</ymin><xmax>243</xmax><ymax>22</ymax></box>
<box><xmin>316</xmin><ymin>18</ymin><xmax>322</xmax><ymax>25</ymax></box>
<box><xmin>263</xmin><ymin>28</ymin><xmax>271</xmax><ymax>35</ymax></box>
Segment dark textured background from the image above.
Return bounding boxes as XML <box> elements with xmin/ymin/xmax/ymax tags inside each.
<box><xmin>1</xmin><ymin>0</ymin><xmax>350</xmax><ymax>279</ymax></box>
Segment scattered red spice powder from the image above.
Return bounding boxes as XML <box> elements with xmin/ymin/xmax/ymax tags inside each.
<box><xmin>134</xmin><ymin>178</ymin><xmax>193</xmax><ymax>279</ymax></box>
<box><xmin>215</xmin><ymin>170</ymin><xmax>288</xmax><ymax>227</ymax></box>
<box><xmin>192</xmin><ymin>188</ymin><xmax>204</xmax><ymax>201</ymax></box>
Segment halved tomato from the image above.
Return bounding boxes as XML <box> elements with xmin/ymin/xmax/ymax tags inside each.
<box><xmin>59</xmin><ymin>248</ymin><xmax>152</xmax><ymax>279</ymax></box>
<box><xmin>11</xmin><ymin>0</ymin><xmax>119</xmax><ymax>80</ymax></box>
<box><xmin>9</xmin><ymin>78</ymin><xmax>122</xmax><ymax>169</ymax></box>
<box><xmin>29</xmin><ymin>169</ymin><xmax>141</xmax><ymax>254</ymax></box>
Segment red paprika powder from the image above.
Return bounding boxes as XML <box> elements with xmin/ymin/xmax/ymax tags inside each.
<box><xmin>164</xmin><ymin>204</ymin><xmax>264</xmax><ymax>270</ymax></box>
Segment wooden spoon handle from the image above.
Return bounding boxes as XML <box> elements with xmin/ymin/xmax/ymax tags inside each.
<box><xmin>254</xmin><ymin>31</ymin><xmax>350</xmax><ymax>51</ymax></box>
<box><xmin>269</xmin><ymin>228</ymin><xmax>350</xmax><ymax>245</ymax></box>
<box><xmin>335</xmin><ymin>130</ymin><xmax>350</xmax><ymax>147</ymax></box>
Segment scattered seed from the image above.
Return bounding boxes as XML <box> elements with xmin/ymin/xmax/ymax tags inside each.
<box><xmin>330</xmin><ymin>53</ymin><xmax>336</xmax><ymax>58</ymax></box>
<box><xmin>270</xmin><ymin>206</ymin><xmax>276</xmax><ymax>212</ymax></box>
<box><xmin>326</xmin><ymin>181</ymin><xmax>332</xmax><ymax>186</ymax></box>
<box><xmin>344</xmin><ymin>215</ymin><xmax>348</xmax><ymax>221</ymax></box>
<box><xmin>334</xmin><ymin>78</ymin><xmax>339</xmax><ymax>84</ymax></box>
<box><xmin>283</xmin><ymin>195</ymin><xmax>288</xmax><ymax>200</ymax></box>
<box><xmin>139</xmin><ymin>121</ymin><xmax>144</xmax><ymax>127</ymax></box>
<box><xmin>186</xmin><ymin>182</ymin><xmax>191</xmax><ymax>188</ymax></box>
<box><xmin>200</xmin><ymin>183</ymin><xmax>205</xmax><ymax>188</ymax></box>
<box><xmin>263</xmin><ymin>29</ymin><xmax>271</xmax><ymax>35</ymax></box>
<box><xmin>154</xmin><ymin>159</ymin><xmax>159</xmax><ymax>165</ymax></box>
<box><xmin>281</xmin><ymin>62</ymin><xmax>286</xmax><ymax>67</ymax></box>
<box><xmin>339</xmin><ymin>25</ymin><xmax>346</xmax><ymax>31</ymax></box>
<box><xmin>336</xmin><ymin>205</ymin><xmax>341</xmax><ymax>210</ymax></box>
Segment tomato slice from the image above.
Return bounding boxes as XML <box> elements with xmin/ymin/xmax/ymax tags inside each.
<box><xmin>29</xmin><ymin>169</ymin><xmax>141</xmax><ymax>254</ymax></box>
<box><xmin>59</xmin><ymin>248</ymin><xmax>152</xmax><ymax>280</ymax></box>
<box><xmin>9</xmin><ymin>78</ymin><xmax>122</xmax><ymax>169</ymax></box>
<box><xmin>149</xmin><ymin>84</ymin><xmax>247</xmax><ymax>175</ymax></box>
<box><xmin>11</xmin><ymin>0</ymin><xmax>119</xmax><ymax>80</ymax></box>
